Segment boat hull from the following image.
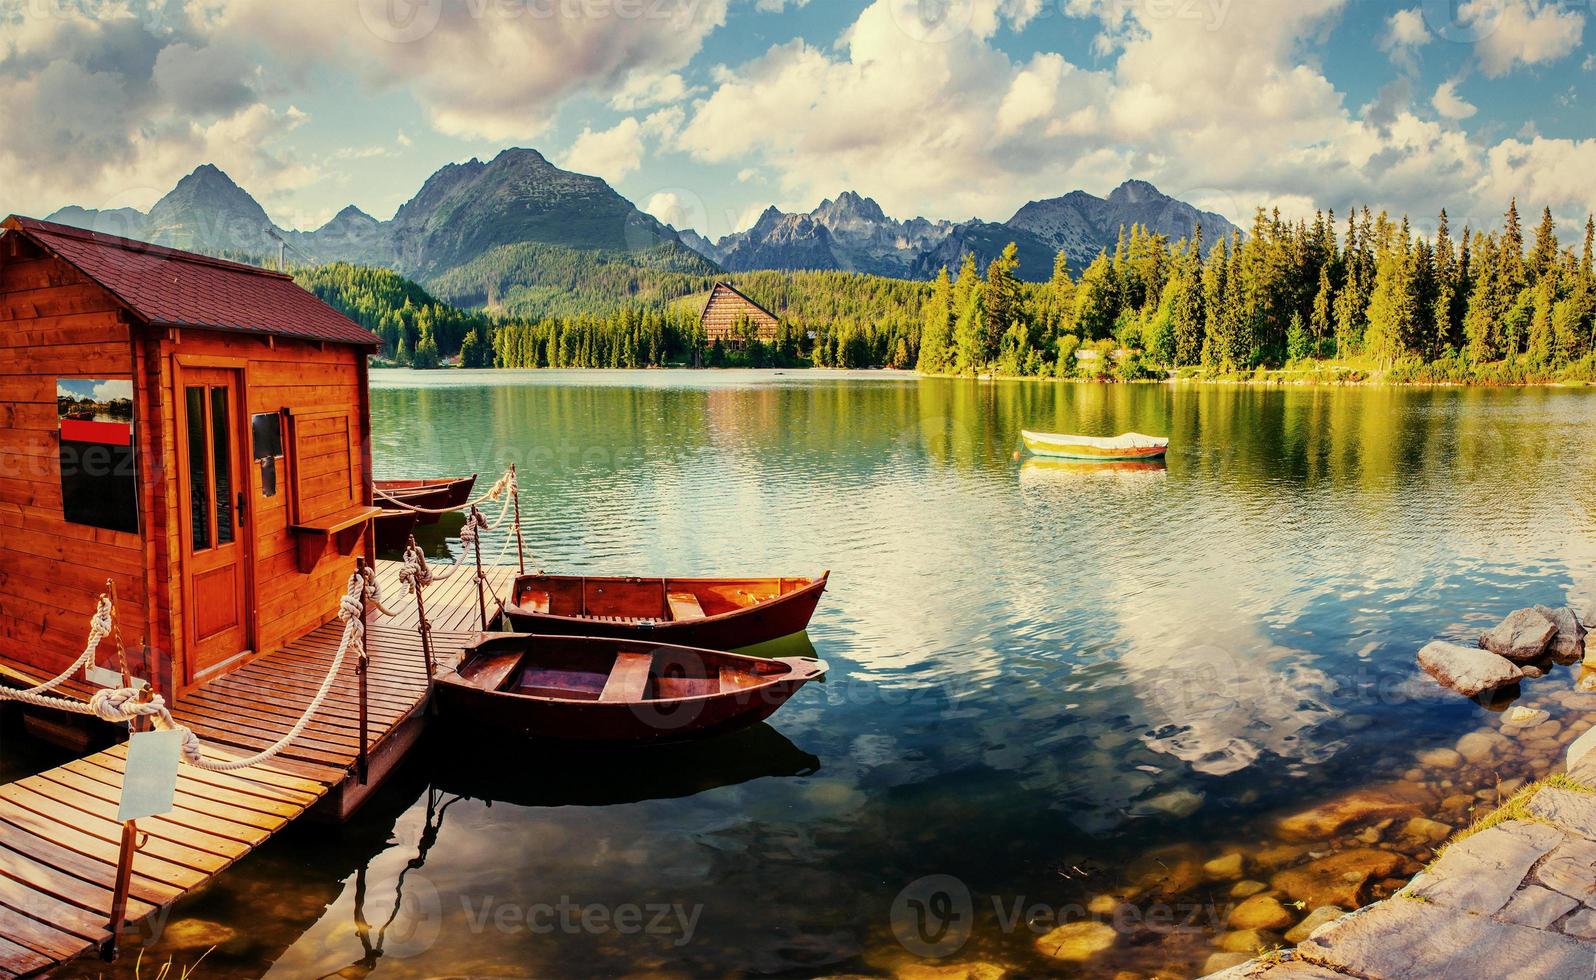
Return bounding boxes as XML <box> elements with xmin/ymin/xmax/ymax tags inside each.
<box><xmin>502</xmin><ymin>573</ymin><xmax>828</xmax><ymax>650</ymax></box>
<box><xmin>374</xmin><ymin>474</ymin><xmax>476</xmax><ymax>525</ymax></box>
<box><xmin>433</xmin><ymin>634</ymin><xmax>827</xmax><ymax>744</ymax></box>
<box><xmin>1021</xmin><ymin>431</ymin><xmax>1169</xmax><ymax>461</ymax></box>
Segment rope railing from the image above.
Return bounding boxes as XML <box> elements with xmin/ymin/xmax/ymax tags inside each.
<box><xmin>0</xmin><ymin>570</ymin><xmax>390</xmax><ymax>773</ymax></box>
<box><xmin>372</xmin><ymin>467</ymin><xmax>516</xmax><ymax>516</ymax></box>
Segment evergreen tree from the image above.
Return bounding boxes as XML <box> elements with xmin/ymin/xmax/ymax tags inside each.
<box><xmin>1529</xmin><ymin>206</ymin><xmax>1559</xmax><ymax>283</ymax></box>
<box><xmin>1073</xmin><ymin>252</ymin><xmax>1121</xmax><ymax>340</ymax></box>
<box><xmin>983</xmin><ymin>243</ymin><xmax>1024</xmax><ymax>362</ymax></box>
<box><xmin>916</xmin><ymin>266</ymin><xmax>954</xmax><ymax>374</ymax></box>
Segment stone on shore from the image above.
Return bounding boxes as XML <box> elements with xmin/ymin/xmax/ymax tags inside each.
<box><xmin>1534</xmin><ymin>605</ymin><xmax>1586</xmax><ymax>663</ymax></box>
<box><xmin>1297</xmin><ymin>894</ymin><xmax>1593</xmax><ymax>978</ymax></box>
<box><xmin>1478</xmin><ymin>608</ymin><xmax>1556</xmax><ymax>662</ymax></box>
<box><xmin>1228</xmin><ymin>894</ymin><xmax>1294</xmax><ymax>931</ymax></box>
<box><xmin>1496</xmin><ymin>884</ymin><xmax>1578</xmax><ymax>929</ymax></box>
<box><xmin>1033</xmin><ymin>921</ymin><xmax>1116</xmax><ymax>962</ymax></box>
<box><xmin>1273</xmin><ymin>789</ymin><xmax>1423</xmax><ymax>841</ymax></box>
<box><xmin>894</xmin><ymin>962</ymin><xmax>1008</xmax><ymax>980</ymax></box>
<box><xmin>1417</xmin><ymin>641</ymin><xmax>1523</xmax><ymax>696</ymax></box>
<box><xmin>1406</xmin><ymin>820</ymin><xmax>1565</xmax><ymax>915</ymax></box>
<box><xmin>1284</xmin><ymin>906</ymin><xmax>1345</xmax><ymax>944</ymax></box>
<box><xmin>1270</xmin><ymin>849</ymin><xmax>1404</xmax><ymax>909</ymax></box>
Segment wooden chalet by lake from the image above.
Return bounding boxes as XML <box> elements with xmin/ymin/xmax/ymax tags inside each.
<box><xmin>699</xmin><ymin>281</ymin><xmax>780</xmax><ymax>348</ymax></box>
<box><xmin>0</xmin><ymin>215</ymin><xmax>384</xmax><ymax>697</ymax></box>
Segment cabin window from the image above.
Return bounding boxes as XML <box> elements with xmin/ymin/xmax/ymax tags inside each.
<box><xmin>56</xmin><ymin>378</ymin><xmax>138</xmax><ymax>534</ymax></box>
<box><xmin>210</xmin><ymin>387</ymin><xmax>235</xmax><ymax>545</ymax></box>
<box><xmin>251</xmin><ymin>412</ymin><xmax>284</xmax><ymax>498</ymax></box>
<box><xmin>185</xmin><ymin>387</ymin><xmax>211</xmax><ymax>550</ymax></box>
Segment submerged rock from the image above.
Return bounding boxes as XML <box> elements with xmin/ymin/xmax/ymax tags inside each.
<box><xmin>894</xmin><ymin>962</ymin><xmax>1009</xmax><ymax>980</ymax></box>
<box><xmin>1269</xmin><ymin>849</ymin><xmax>1404</xmax><ymax>908</ymax></box>
<box><xmin>1283</xmin><ymin>905</ymin><xmax>1345</xmax><ymax>944</ymax></box>
<box><xmin>1201</xmin><ymin>951</ymin><xmax>1254</xmax><ymax>974</ymax></box>
<box><xmin>1535</xmin><ymin>605</ymin><xmax>1587</xmax><ymax>663</ymax></box>
<box><xmin>161</xmin><ymin>918</ymin><xmax>239</xmax><ymax>951</ymax></box>
<box><xmin>1417</xmin><ymin>641</ymin><xmax>1523</xmax><ymax>696</ymax></box>
<box><xmin>1227</xmin><ymin>894</ymin><xmax>1294</xmax><ymax>931</ymax></box>
<box><xmin>1033</xmin><ymin>921</ymin><xmax>1116</xmax><ymax>962</ymax></box>
<box><xmin>1204</xmin><ymin>852</ymin><xmax>1246</xmax><ymax>880</ymax></box>
<box><xmin>1402</xmin><ymin>817</ymin><xmax>1452</xmax><ymax>842</ymax></box>
<box><xmin>1502</xmin><ymin>706</ymin><xmax>1551</xmax><ymax>730</ymax></box>
<box><xmin>1479</xmin><ymin>608</ymin><xmax>1557</xmax><ymax>662</ymax></box>
<box><xmin>1416</xmin><ymin>747</ymin><xmax>1462</xmax><ymax>768</ymax></box>
<box><xmin>1456</xmin><ymin>730</ymin><xmax>1510</xmax><ymax>764</ymax></box>
<box><xmin>1273</xmin><ymin>789</ymin><xmax>1424</xmax><ymax>841</ymax></box>
<box><xmin>1216</xmin><ymin>927</ymin><xmax>1281</xmax><ymax>952</ymax></box>
<box><xmin>1230</xmin><ymin>879</ymin><xmax>1268</xmax><ymax>899</ymax></box>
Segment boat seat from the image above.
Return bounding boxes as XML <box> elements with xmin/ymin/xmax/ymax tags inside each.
<box><xmin>600</xmin><ymin>652</ymin><xmax>655</xmax><ymax>702</ymax></box>
<box><xmin>585</xmin><ymin>614</ymin><xmax>655</xmax><ymax>625</ymax></box>
<box><xmin>666</xmin><ymin>592</ymin><xmax>706</xmax><ymax>622</ymax></box>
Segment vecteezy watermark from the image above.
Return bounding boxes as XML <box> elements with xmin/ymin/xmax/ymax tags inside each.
<box><xmin>890</xmin><ymin>874</ymin><xmax>1226</xmax><ymax>958</ymax></box>
<box><xmin>355</xmin><ymin>0</ymin><xmax>710</xmax><ymax>44</ymax></box>
<box><xmin>460</xmin><ymin>895</ymin><xmax>704</xmax><ymax>947</ymax></box>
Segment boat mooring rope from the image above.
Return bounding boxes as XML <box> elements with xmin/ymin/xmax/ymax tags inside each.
<box><xmin>0</xmin><ymin>571</ymin><xmax>389</xmax><ymax>773</ymax></box>
<box><xmin>372</xmin><ymin>467</ymin><xmax>516</xmax><ymax>516</ymax></box>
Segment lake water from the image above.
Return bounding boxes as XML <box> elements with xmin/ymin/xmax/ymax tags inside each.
<box><xmin>50</xmin><ymin>370</ymin><xmax>1596</xmax><ymax>977</ymax></box>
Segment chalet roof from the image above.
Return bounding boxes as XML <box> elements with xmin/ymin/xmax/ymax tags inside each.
<box><xmin>700</xmin><ymin>281</ymin><xmax>780</xmax><ymax>325</ymax></box>
<box><xmin>2</xmin><ymin>215</ymin><xmax>379</xmax><ymax>347</ymax></box>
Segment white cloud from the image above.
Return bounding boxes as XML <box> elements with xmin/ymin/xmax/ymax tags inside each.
<box><xmin>610</xmin><ymin>72</ymin><xmax>695</xmax><ymax>111</ymax></box>
<box><xmin>213</xmin><ymin>0</ymin><xmax>730</xmax><ymax>140</ymax></box>
<box><xmin>755</xmin><ymin>0</ymin><xmax>810</xmax><ymax>10</ymax></box>
<box><xmin>559</xmin><ymin>118</ymin><xmax>645</xmax><ymax>183</ymax></box>
<box><xmin>1380</xmin><ymin>7</ymin><xmax>1431</xmax><ymax>70</ymax></box>
<box><xmin>1433</xmin><ymin>78</ymin><xmax>1478</xmax><ymax>120</ymax></box>
<box><xmin>1460</xmin><ymin>0</ymin><xmax>1585</xmax><ymax>77</ymax></box>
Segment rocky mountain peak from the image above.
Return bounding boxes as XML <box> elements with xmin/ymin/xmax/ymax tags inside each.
<box><xmin>1108</xmin><ymin>179</ymin><xmax>1163</xmax><ymax>205</ymax></box>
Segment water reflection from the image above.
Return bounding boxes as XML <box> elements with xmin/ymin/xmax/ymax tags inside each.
<box><xmin>39</xmin><ymin>373</ymin><xmax>1596</xmax><ymax>978</ymax></box>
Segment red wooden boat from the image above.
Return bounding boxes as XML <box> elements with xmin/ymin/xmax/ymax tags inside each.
<box><xmin>433</xmin><ymin>633</ymin><xmax>828</xmax><ymax>743</ymax></box>
<box><xmin>374</xmin><ymin>474</ymin><xmax>476</xmax><ymax>525</ymax></box>
<box><xmin>373</xmin><ymin>508</ymin><xmax>420</xmax><ymax>552</ymax></box>
<box><xmin>501</xmin><ymin>573</ymin><xmax>829</xmax><ymax>649</ymax></box>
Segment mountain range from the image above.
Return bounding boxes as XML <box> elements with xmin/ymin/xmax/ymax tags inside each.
<box><xmin>38</xmin><ymin>150</ymin><xmax>1241</xmax><ymax>304</ymax></box>
<box><xmin>681</xmin><ymin>180</ymin><xmax>1241</xmax><ymax>280</ymax></box>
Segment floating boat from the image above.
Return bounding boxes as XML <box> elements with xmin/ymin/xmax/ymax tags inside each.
<box><xmin>1020</xmin><ymin>429</ymin><xmax>1169</xmax><ymax>461</ymax></box>
<box><xmin>374</xmin><ymin>474</ymin><xmax>477</xmax><ymax>525</ymax></box>
<box><xmin>373</xmin><ymin>508</ymin><xmax>420</xmax><ymax>552</ymax></box>
<box><xmin>502</xmin><ymin>573</ymin><xmax>829</xmax><ymax>650</ymax></box>
<box><xmin>433</xmin><ymin>633</ymin><xmax>828</xmax><ymax>743</ymax></box>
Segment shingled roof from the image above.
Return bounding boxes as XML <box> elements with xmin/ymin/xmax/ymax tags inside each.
<box><xmin>700</xmin><ymin>281</ymin><xmax>780</xmax><ymax>342</ymax></box>
<box><xmin>2</xmin><ymin>215</ymin><xmax>379</xmax><ymax>347</ymax></box>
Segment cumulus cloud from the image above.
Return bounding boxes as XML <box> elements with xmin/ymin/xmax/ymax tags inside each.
<box><xmin>211</xmin><ymin>0</ymin><xmax>730</xmax><ymax>140</ymax></box>
<box><xmin>560</xmin><ymin>118</ymin><xmax>645</xmax><ymax>183</ymax></box>
<box><xmin>1380</xmin><ymin>7</ymin><xmax>1431</xmax><ymax>70</ymax></box>
<box><xmin>0</xmin><ymin>5</ymin><xmax>310</xmax><ymax>218</ymax></box>
<box><xmin>1433</xmin><ymin>78</ymin><xmax>1479</xmax><ymax>120</ymax></box>
<box><xmin>1461</xmin><ymin>0</ymin><xmax>1585</xmax><ymax>77</ymax></box>
<box><xmin>610</xmin><ymin>71</ymin><xmax>695</xmax><ymax>111</ymax></box>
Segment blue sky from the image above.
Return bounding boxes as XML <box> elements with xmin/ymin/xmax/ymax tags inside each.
<box><xmin>2</xmin><ymin>0</ymin><xmax>1593</xmax><ymax>242</ymax></box>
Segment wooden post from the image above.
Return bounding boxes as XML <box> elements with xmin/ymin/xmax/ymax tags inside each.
<box><xmin>471</xmin><ymin>505</ymin><xmax>487</xmax><ymax>631</ymax></box>
<box><xmin>356</xmin><ymin>560</ymin><xmax>369</xmax><ymax>786</ymax></box>
<box><xmin>408</xmin><ymin>536</ymin><xmax>435</xmax><ymax>687</ymax></box>
<box><xmin>510</xmin><ymin>463</ymin><xmax>526</xmax><ymax>575</ymax></box>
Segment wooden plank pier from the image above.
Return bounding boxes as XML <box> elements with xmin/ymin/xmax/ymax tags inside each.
<box><xmin>0</xmin><ymin>560</ymin><xmax>515</xmax><ymax>978</ymax></box>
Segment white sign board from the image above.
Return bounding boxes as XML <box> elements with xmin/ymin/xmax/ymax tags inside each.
<box><xmin>118</xmin><ymin>729</ymin><xmax>182</xmax><ymax>822</ymax></box>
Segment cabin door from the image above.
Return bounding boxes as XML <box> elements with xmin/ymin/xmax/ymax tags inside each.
<box><xmin>179</xmin><ymin>368</ymin><xmax>253</xmax><ymax>682</ymax></box>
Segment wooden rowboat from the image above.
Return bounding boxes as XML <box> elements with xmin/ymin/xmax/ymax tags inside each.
<box><xmin>1021</xmin><ymin>429</ymin><xmax>1169</xmax><ymax>461</ymax></box>
<box><xmin>434</xmin><ymin>633</ymin><xmax>828</xmax><ymax>743</ymax></box>
<box><xmin>374</xmin><ymin>474</ymin><xmax>477</xmax><ymax>525</ymax></box>
<box><xmin>502</xmin><ymin>573</ymin><xmax>829</xmax><ymax>650</ymax></box>
<box><xmin>373</xmin><ymin>509</ymin><xmax>420</xmax><ymax>552</ymax></box>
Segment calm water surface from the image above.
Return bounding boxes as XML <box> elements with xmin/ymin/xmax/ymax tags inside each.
<box><xmin>51</xmin><ymin>370</ymin><xmax>1596</xmax><ymax>977</ymax></box>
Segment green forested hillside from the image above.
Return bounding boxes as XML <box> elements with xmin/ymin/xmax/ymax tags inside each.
<box><xmin>424</xmin><ymin>241</ymin><xmax>720</xmax><ymax>316</ymax></box>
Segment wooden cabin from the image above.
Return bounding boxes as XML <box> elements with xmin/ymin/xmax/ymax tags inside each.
<box><xmin>700</xmin><ymin>281</ymin><xmax>780</xmax><ymax>347</ymax></box>
<box><xmin>0</xmin><ymin>215</ymin><xmax>382</xmax><ymax>699</ymax></box>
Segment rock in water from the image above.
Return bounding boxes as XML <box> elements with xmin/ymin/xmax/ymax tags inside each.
<box><xmin>1479</xmin><ymin>608</ymin><xmax>1557</xmax><ymax>662</ymax></box>
<box><xmin>1270</xmin><ymin>849</ymin><xmax>1404</xmax><ymax>908</ymax></box>
<box><xmin>1033</xmin><ymin>921</ymin><xmax>1116</xmax><ymax>962</ymax></box>
<box><xmin>1417</xmin><ymin>641</ymin><xmax>1523</xmax><ymax>696</ymax></box>
<box><xmin>1273</xmin><ymin>788</ymin><xmax>1423</xmax><ymax>841</ymax></box>
<box><xmin>1534</xmin><ymin>605</ymin><xmax>1587</xmax><ymax>663</ymax></box>
<box><xmin>1227</xmin><ymin>894</ymin><xmax>1294</xmax><ymax>931</ymax></box>
<box><xmin>1284</xmin><ymin>905</ymin><xmax>1346</xmax><ymax>944</ymax></box>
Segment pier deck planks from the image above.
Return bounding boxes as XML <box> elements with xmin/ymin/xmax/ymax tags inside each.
<box><xmin>0</xmin><ymin>560</ymin><xmax>515</xmax><ymax>977</ymax></box>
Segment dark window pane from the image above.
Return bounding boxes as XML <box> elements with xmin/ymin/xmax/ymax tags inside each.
<box><xmin>186</xmin><ymin>386</ymin><xmax>210</xmax><ymax>551</ymax></box>
<box><xmin>251</xmin><ymin>412</ymin><xmax>282</xmax><ymax>460</ymax></box>
<box><xmin>211</xmin><ymin>387</ymin><xmax>233</xmax><ymax>545</ymax></box>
